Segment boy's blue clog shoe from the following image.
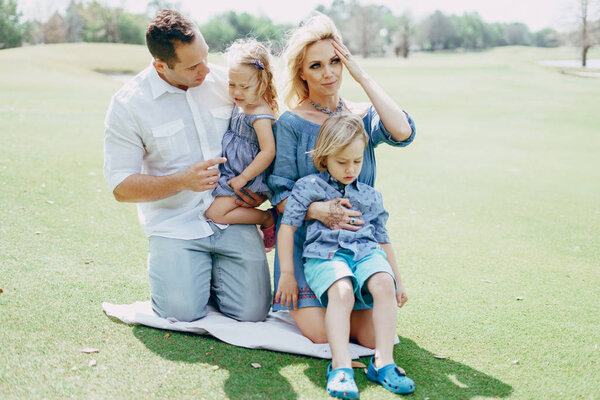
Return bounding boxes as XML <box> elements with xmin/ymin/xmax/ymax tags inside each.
<box><xmin>327</xmin><ymin>363</ymin><xmax>359</xmax><ymax>399</ymax></box>
<box><xmin>365</xmin><ymin>356</ymin><xmax>415</xmax><ymax>394</ymax></box>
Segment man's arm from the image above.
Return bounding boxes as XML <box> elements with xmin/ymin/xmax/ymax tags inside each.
<box><xmin>113</xmin><ymin>158</ymin><xmax>226</xmax><ymax>202</ymax></box>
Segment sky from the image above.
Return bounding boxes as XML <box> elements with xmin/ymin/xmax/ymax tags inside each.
<box><xmin>18</xmin><ymin>0</ymin><xmax>578</xmax><ymax>32</ymax></box>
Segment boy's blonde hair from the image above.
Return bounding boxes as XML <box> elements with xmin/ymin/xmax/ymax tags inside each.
<box><xmin>312</xmin><ymin>112</ymin><xmax>368</xmax><ymax>171</ymax></box>
<box><xmin>226</xmin><ymin>38</ymin><xmax>279</xmax><ymax>115</ymax></box>
<box><xmin>282</xmin><ymin>13</ymin><xmax>342</xmax><ymax>109</ymax></box>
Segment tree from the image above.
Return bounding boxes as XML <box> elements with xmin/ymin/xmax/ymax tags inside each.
<box><xmin>65</xmin><ymin>0</ymin><xmax>86</xmax><ymax>42</ymax></box>
<box><xmin>199</xmin><ymin>11</ymin><xmax>290</xmax><ymax>54</ymax></box>
<box><xmin>83</xmin><ymin>1</ymin><xmax>122</xmax><ymax>43</ymax></box>
<box><xmin>532</xmin><ymin>28</ymin><xmax>562</xmax><ymax>47</ymax></box>
<box><xmin>503</xmin><ymin>22</ymin><xmax>532</xmax><ymax>46</ymax></box>
<box><xmin>457</xmin><ymin>12</ymin><xmax>487</xmax><ymax>50</ymax></box>
<box><xmin>42</xmin><ymin>12</ymin><xmax>68</xmax><ymax>43</ymax></box>
<box><xmin>0</xmin><ymin>0</ymin><xmax>28</xmax><ymax>49</ymax></box>
<box><xmin>346</xmin><ymin>2</ymin><xmax>388</xmax><ymax>57</ymax></box>
<box><xmin>575</xmin><ymin>0</ymin><xmax>600</xmax><ymax>66</ymax></box>
<box><xmin>199</xmin><ymin>18</ymin><xmax>237</xmax><ymax>53</ymax></box>
<box><xmin>146</xmin><ymin>0</ymin><xmax>181</xmax><ymax>18</ymax></box>
<box><xmin>117</xmin><ymin>12</ymin><xmax>146</xmax><ymax>45</ymax></box>
<box><xmin>383</xmin><ymin>11</ymin><xmax>413</xmax><ymax>57</ymax></box>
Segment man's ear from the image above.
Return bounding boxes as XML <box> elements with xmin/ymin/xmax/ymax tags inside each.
<box><xmin>153</xmin><ymin>59</ymin><xmax>167</xmax><ymax>74</ymax></box>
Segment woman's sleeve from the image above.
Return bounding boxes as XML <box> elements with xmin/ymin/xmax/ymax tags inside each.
<box><xmin>368</xmin><ymin>105</ymin><xmax>416</xmax><ymax>148</ymax></box>
<box><xmin>268</xmin><ymin>116</ymin><xmax>300</xmax><ymax>206</ymax></box>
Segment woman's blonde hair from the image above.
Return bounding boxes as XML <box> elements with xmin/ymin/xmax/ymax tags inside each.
<box><xmin>226</xmin><ymin>38</ymin><xmax>279</xmax><ymax>115</ymax></box>
<box><xmin>282</xmin><ymin>13</ymin><xmax>342</xmax><ymax>109</ymax></box>
<box><xmin>312</xmin><ymin>112</ymin><xmax>368</xmax><ymax>171</ymax></box>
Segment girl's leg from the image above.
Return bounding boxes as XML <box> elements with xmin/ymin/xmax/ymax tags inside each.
<box><xmin>366</xmin><ymin>272</ymin><xmax>397</xmax><ymax>367</ymax></box>
<box><xmin>325</xmin><ymin>278</ymin><xmax>355</xmax><ymax>369</ymax></box>
<box><xmin>205</xmin><ymin>196</ymin><xmax>274</xmax><ymax>227</ymax></box>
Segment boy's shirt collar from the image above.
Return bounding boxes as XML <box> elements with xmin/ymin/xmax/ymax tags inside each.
<box><xmin>317</xmin><ymin>170</ymin><xmax>360</xmax><ymax>195</ymax></box>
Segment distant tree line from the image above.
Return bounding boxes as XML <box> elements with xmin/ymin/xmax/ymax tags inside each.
<box><xmin>318</xmin><ymin>0</ymin><xmax>568</xmax><ymax>57</ymax></box>
<box><xmin>1</xmin><ymin>0</ymin><xmax>599</xmax><ymax>66</ymax></box>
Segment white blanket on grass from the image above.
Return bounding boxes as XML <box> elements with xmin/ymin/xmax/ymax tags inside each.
<box><xmin>102</xmin><ymin>301</ymin><xmax>393</xmax><ymax>359</ymax></box>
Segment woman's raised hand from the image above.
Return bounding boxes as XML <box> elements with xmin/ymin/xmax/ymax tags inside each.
<box><xmin>331</xmin><ymin>38</ymin><xmax>366</xmax><ymax>84</ymax></box>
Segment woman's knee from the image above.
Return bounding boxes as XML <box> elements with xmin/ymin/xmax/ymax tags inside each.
<box><xmin>302</xmin><ymin>325</ymin><xmax>328</xmax><ymax>344</ymax></box>
<box><xmin>350</xmin><ymin>310</ymin><xmax>376</xmax><ymax>348</ymax></box>
<box><xmin>291</xmin><ymin>307</ymin><xmax>328</xmax><ymax>344</ymax></box>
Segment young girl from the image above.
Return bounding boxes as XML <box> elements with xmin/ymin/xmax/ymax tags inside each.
<box><xmin>205</xmin><ymin>39</ymin><xmax>278</xmax><ymax>249</ymax></box>
<box><xmin>275</xmin><ymin>113</ymin><xmax>415</xmax><ymax>399</ymax></box>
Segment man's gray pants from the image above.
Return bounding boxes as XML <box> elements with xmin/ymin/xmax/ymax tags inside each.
<box><xmin>148</xmin><ymin>222</ymin><xmax>271</xmax><ymax>322</ymax></box>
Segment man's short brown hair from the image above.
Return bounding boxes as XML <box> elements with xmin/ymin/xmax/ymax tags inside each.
<box><xmin>146</xmin><ymin>10</ymin><xmax>197</xmax><ymax>68</ymax></box>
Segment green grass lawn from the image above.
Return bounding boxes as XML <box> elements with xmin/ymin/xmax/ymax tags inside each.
<box><xmin>1</xmin><ymin>43</ymin><xmax>599</xmax><ymax>399</ymax></box>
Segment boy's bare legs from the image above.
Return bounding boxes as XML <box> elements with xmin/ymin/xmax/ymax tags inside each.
<box><xmin>205</xmin><ymin>196</ymin><xmax>274</xmax><ymax>227</ymax></box>
<box><xmin>325</xmin><ymin>277</ymin><xmax>355</xmax><ymax>369</ymax></box>
<box><xmin>367</xmin><ymin>272</ymin><xmax>398</xmax><ymax>367</ymax></box>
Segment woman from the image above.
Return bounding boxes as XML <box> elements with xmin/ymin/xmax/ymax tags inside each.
<box><xmin>268</xmin><ymin>13</ymin><xmax>416</xmax><ymax>347</ymax></box>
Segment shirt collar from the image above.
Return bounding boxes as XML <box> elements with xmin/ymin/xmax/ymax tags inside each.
<box><xmin>148</xmin><ymin>64</ymin><xmax>185</xmax><ymax>99</ymax></box>
<box><xmin>319</xmin><ymin>171</ymin><xmax>360</xmax><ymax>192</ymax></box>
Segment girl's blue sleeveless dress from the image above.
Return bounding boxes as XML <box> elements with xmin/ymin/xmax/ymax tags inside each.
<box><xmin>213</xmin><ymin>104</ymin><xmax>275</xmax><ymax>198</ymax></box>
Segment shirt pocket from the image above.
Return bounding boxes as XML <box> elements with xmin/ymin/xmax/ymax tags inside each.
<box><xmin>210</xmin><ymin>106</ymin><xmax>233</xmax><ymax>143</ymax></box>
<box><xmin>151</xmin><ymin>119</ymin><xmax>190</xmax><ymax>160</ymax></box>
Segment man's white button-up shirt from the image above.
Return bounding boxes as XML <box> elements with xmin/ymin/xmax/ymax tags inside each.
<box><xmin>104</xmin><ymin>64</ymin><xmax>233</xmax><ymax>240</ymax></box>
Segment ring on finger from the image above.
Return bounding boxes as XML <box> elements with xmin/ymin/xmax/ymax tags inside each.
<box><xmin>350</xmin><ymin>218</ymin><xmax>355</xmax><ymax>225</ymax></box>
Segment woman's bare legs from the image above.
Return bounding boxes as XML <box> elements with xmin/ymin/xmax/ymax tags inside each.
<box><xmin>290</xmin><ymin>306</ymin><xmax>376</xmax><ymax>348</ymax></box>
<box><xmin>205</xmin><ymin>196</ymin><xmax>274</xmax><ymax>227</ymax></box>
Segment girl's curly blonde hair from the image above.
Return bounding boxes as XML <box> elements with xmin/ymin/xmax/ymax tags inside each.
<box><xmin>226</xmin><ymin>38</ymin><xmax>279</xmax><ymax>115</ymax></box>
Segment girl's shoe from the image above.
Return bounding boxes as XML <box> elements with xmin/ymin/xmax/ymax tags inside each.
<box><xmin>261</xmin><ymin>208</ymin><xmax>278</xmax><ymax>250</ymax></box>
<box><xmin>365</xmin><ymin>356</ymin><xmax>415</xmax><ymax>394</ymax></box>
<box><xmin>327</xmin><ymin>363</ymin><xmax>359</xmax><ymax>399</ymax></box>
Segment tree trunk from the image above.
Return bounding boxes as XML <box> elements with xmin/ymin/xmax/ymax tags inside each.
<box><xmin>580</xmin><ymin>0</ymin><xmax>589</xmax><ymax>67</ymax></box>
<box><xmin>582</xmin><ymin>45</ymin><xmax>589</xmax><ymax>67</ymax></box>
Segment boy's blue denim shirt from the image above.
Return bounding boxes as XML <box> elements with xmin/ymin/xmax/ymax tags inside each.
<box><xmin>281</xmin><ymin>170</ymin><xmax>390</xmax><ymax>261</ymax></box>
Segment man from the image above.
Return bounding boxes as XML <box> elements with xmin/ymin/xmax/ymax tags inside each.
<box><xmin>103</xmin><ymin>10</ymin><xmax>271</xmax><ymax>322</ymax></box>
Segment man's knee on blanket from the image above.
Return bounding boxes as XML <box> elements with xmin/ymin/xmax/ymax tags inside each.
<box><xmin>152</xmin><ymin>298</ymin><xmax>207</xmax><ymax>322</ymax></box>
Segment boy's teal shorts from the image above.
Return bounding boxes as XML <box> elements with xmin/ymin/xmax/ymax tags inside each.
<box><xmin>304</xmin><ymin>248</ymin><xmax>396</xmax><ymax>309</ymax></box>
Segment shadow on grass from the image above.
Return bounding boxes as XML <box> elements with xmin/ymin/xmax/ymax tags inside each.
<box><xmin>133</xmin><ymin>327</ymin><xmax>512</xmax><ymax>399</ymax></box>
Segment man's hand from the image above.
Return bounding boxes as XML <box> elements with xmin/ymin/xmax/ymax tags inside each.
<box><xmin>275</xmin><ymin>271</ymin><xmax>299</xmax><ymax>309</ymax></box>
<box><xmin>234</xmin><ymin>188</ymin><xmax>267</xmax><ymax>208</ymax></box>
<box><xmin>180</xmin><ymin>157</ymin><xmax>226</xmax><ymax>192</ymax></box>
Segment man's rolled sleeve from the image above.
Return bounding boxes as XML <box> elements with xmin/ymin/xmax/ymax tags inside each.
<box><xmin>103</xmin><ymin>98</ymin><xmax>144</xmax><ymax>191</ymax></box>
